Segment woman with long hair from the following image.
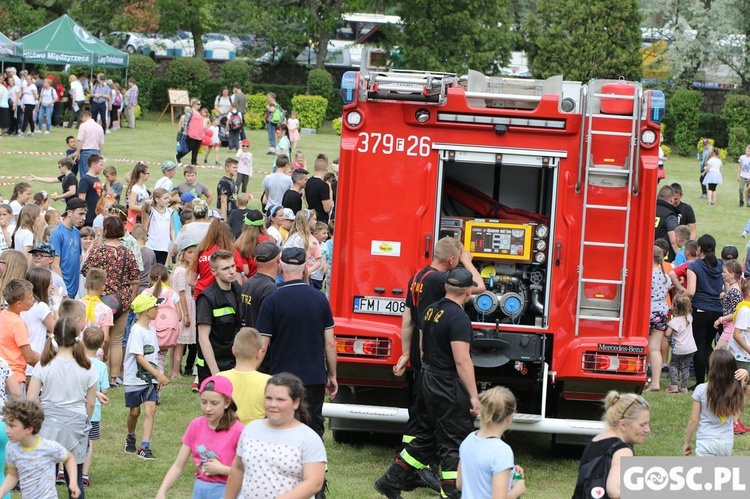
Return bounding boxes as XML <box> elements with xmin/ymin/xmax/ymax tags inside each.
<box><xmin>685</xmin><ymin>234</ymin><xmax>724</xmax><ymax>385</ymax></box>
<box><xmin>283</xmin><ymin>209</ymin><xmax>322</xmax><ymax>279</ymax></box>
<box><xmin>81</xmin><ymin>217</ymin><xmax>140</xmax><ymax>385</ymax></box>
<box><xmin>125</xmin><ymin>162</ymin><xmax>151</xmax><ymax>231</ymax></box>
<box><xmin>189</xmin><ymin>219</ymin><xmax>240</xmax><ymax>298</ymax></box>
<box><xmin>233</xmin><ymin>210</ymin><xmax>268</xmax><ymax>282</ymax></box>
<box><xmin>0</xmin><ymin>250</ymin><xmax>28</xmax><ymax>306</ymax></box>
<box><xmin>225</xmin><ymin>373</ymin><xmax>326</xmax><ymax>499</ymax></box>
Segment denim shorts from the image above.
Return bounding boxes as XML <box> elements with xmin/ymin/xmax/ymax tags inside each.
<box><xmin>124</xmin><ymin>384</ymin><xmax>158</xmax><ymax>408</ymax></box>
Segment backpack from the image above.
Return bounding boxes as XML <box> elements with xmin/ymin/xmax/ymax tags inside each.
<box><xmin>148</xmin><ymin>288</ymin><xmax>180</xmax><ymax>349</ymax></box>
<box><xmin>270</xmin><ymin>104</ymin><xmax>284</xmax><ymax>125</ymax></box>
<box><xmin>572</xmin><ymin>441</ymin><xmax>627</xmax><ymax>499</ymax></box>
<box><xmin>113</xmin><ymin>91</ymin><xmax>122</xmax><ymax>107</ymax></box>
<box><xmin>228</xmin><ymin>111</ymin><xmax>243</xmax><ymax>131</ymax></box>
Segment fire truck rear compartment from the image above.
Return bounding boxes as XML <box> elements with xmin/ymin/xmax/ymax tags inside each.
<box><xmin>438</xmin><ymin>149</ymin><xmax>556</xmax><ymax>328</ymax></box>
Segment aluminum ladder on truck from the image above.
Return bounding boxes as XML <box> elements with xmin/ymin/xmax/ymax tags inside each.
<box><xmin>575</xmin><ymin>79</ymin><xmax>642</xmax><ymax>338</ymax></box>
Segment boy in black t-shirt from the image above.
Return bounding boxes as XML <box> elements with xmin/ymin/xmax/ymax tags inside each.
<box><xmin>64</xmin><ymin>135</ymin><xmax>79</xmax><ymax>176</ymax></box>
<box><xmin>217</xmin><ymin>158</ymin><xmax>238</xmax><ymax>221</ymax></box>
<box><xmin>30</xmin><ymin>157</ymin><xmax>78</xmax><ymax>206</ymax></box>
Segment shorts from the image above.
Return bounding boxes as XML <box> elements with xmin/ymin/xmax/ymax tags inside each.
<box><xmin>124</xmin><ymin>385</ymin><xmax>158</xmax><ymax>408</ymax></box>
<box><xmin>193</xmin><ymin>479</ymin><xmax>226</xmax><ymax>499</ymax></box>
<box><xmin>88</xmin><ymin>421</ymin><xmax>100</xmax><ymax>441</ymax></box>
<box><xmin>696</xmin><ymin>438</ymin><xmax>733</xmax><ymax>457</ymax></box>
<box><xmin>707</xmin><ymin>183</ymin><xmax>718</xmax><ymax>192</ymax></box>
<box><xmin>649</xmin><ymin>310</ymin><xmax>668</xmax><ymax>331</ymax></box>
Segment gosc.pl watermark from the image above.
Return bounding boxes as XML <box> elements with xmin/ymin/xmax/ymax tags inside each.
<box><xmin>622</xmin><ymin>457</ymin><xmax>750</xmax><ymax>498</ymax></box>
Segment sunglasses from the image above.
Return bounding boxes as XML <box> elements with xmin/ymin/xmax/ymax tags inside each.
<box><xmin>620</xmin><ymin>395</ymin><xmax>648</xmax><ymax>420</ymax></box>
<box><xmin>108</xmin><ymin>206</ymin><xmax>127</xmax><ymax>218</ymax></box>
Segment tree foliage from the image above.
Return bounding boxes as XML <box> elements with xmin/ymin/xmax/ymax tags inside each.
<box><xmin>0</xmin><ymin>1</ymin><xmax>48</xmax><ymax>36</ymax></box>
<box><xmin>528</xmin><ymin>0</ymin><xmax>642</xmax><ymax>81</ymax></box>
<box><xmin>665</xmin><ymin>89</ymin><xmax>703</xmax><ymax>156</ymax></box>
<box><xmin>392</xmin><ymin>0</ymin><xmax>512</xmax><ymax>74</ymax></box>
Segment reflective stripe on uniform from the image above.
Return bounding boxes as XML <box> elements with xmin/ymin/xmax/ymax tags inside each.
<box><xmin>440</xmin><ymin>470</ymin><xmax>457</xmax><ymax>480</ymax></box>
<box><xmin>399</xmin><ymin>449</ymin><xmax>428</xmax><ymax>469</ymax></box>
<box><xmin>402</xmin><ymin>435</ymin><xmax>416</xmax><ymax>444</ymax></box>
<box><xmin>196</xmin><ymin>357</ymin><xmax>205</xmax><ymax>367</ymax></box>
<box><xmin>212</xmin><ymin>306</ymin><xmax>236</xmax><ymax>317</ymax></box>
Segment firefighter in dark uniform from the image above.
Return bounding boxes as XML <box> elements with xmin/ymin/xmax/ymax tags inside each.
<box><xmin>654</xmin><ymin>184</ymin><xmax>680</xmax><ymax>261</ymax></box>
<box><xmin>393</xmin><ymin>237</ymin><xmax>484</xmax><ymax>492</ymax></box>
<box><xmin>195</xmin><ymin>250</ymin><xmax>242</xmax><ymax>385</ymax></box>
<box><xmin>375</xmin><ymin>268</ymin><xmax>480</xmax><ymax>499</ymax></box>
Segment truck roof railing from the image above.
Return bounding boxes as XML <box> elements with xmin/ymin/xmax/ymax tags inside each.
<box><xmin>464</xmin><ymin>70</ymin><xmax>584</xmax><ymax>112</ymax></box>
<box><xmin>365</xmin><ymin>69</ymin><xmax>458</xmax><ymax>103</ymax></box>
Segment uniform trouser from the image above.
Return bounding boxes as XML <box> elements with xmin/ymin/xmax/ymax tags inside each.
<box><xmin>402</xmin><ymin>370</ymin><xmax>421</xmax><ymax>446</ymax></box>
<box><xmin>305</xmin><ymin>384</ymin><xmax>326</xmax><ymax>438</ymax></box>
<box><xmin>400</xmin><ymin>367</ymin><xmax>474</xmax><ymax>486</ymax></box>
<box><xmin>700</xmin><ymin>171</ymin><xmax>707</xmax><ymax>195</ymax></box>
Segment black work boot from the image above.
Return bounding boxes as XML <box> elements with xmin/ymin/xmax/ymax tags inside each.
<box><xmin>374</xmin><ymin>459</ymin><xmax>410</xmax><ymax>499</ymax></box>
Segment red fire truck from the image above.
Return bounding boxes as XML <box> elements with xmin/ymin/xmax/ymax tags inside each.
<box><xmin>324</xmin><ymin>68</ymin><xmax>665</xmax><ymax>443</ymax></box>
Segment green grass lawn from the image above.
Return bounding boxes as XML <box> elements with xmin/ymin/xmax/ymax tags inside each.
<box><xmin>1</xmin><ymin>119</ymin><xmax>750</xmax><ymax>498</ymax></box>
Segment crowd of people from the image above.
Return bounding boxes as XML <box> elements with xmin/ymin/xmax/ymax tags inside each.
<box><xmin>0</xmin><ymin>88</ymin><xmax>355</xmax><ymax>497</ymax></box>
<box><xmin>1</xmin><ymin>67</ymin><xmax>139</xmax><ymax>138</ymax></box>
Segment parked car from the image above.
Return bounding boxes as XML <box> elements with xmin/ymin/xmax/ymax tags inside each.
<box><xmin>107</xmin><ymin>32</ymin><xmax>146</xmax><ymax>54</ymax></box>
<box><xmin>141</xmin><ymin>34</ymin><xmax>176</xmax><ymax>58</ymax></box>
<box><xmin>171</xmin><ymin>31</ymin><xmax>237</xmax><ymax>60</ymax></box>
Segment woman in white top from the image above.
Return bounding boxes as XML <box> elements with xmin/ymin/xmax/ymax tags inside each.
<box><xmin>37</xmin><ymin>78</ymin><xmax>57</xmax><ymax>134</ymax></box>
<box><xmin>20</xmin><ymin>75</ymin><xmax>38</xmax><ymax>136</ymax></box>
<box><xmin>214</xmin><ymin>86</ymin><xmax>233</xmax><ymax>116</ymax></box>
<box><xmin>67</xmin><ymin>74</ymin><xmax>85</xmax><ymax>128</ymax></box>
<box><xmin>701</xmin><ymin>147</ymin><xmax>724</xmax><ymax>206</ymax></box>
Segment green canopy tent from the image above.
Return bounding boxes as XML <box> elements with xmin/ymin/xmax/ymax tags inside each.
<box><xmin>16</xmin><ymin>14</ymin><xmax>128</xmax><ymax>68</ymax></box>
<box><xmin>0</xmin><ymin>32</ymin><xmax>22</xmax><ymax>60</ymax></box>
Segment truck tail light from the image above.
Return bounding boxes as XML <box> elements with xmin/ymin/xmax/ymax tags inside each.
<box><xmin>335</xmin><ymin>337</ymin><xmax>391</xmax><ymax>358</ymax></box>
<box><xmin>582</xmin><ymin>352</ymin><xmax>645</xmax><ymax>375</ymax></box>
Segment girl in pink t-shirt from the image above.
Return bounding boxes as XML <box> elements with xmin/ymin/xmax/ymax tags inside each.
<box><xmin>156</xmin><ymin>376</ymin><xmax>244</xmax><ymax>499</ymax></box>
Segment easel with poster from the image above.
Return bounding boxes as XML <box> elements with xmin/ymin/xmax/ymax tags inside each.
<box><xmin>157</xmin><ymin>89</ymin><xmax>191</xmax><ymax>126</ymax></box>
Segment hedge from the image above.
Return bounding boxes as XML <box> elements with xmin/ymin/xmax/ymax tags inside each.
<box><xmin>201</xmin><ymin>81</ymin><xmax>227</xmax><ymax>113</ymax></box>
<box><xmin>249</xmin><ymin>84</ymin><xmax>305</xmax><ymax>112</ymax></box>
<box><xmin>292</xmin><ymin>95</ymin><xmax>328</xmax><ymax>130</ymax></box>
<box><xmin>729</xmin><ymin>126</ymin><xmax>750</xmax><ymax>161</ymax></box>
<box><xmin>245</xmin><ymin>93</ymin><xmax>268</xmax><ymax>130</ymax></box>
<box><xmin>128</xmin><ymin>55</ymin><xmax>157</xmax><ymax>111</ymax></box>
<box><xmin>723</xmin><ymin>94</ymin><xmax>750</xmax><ymax>130</ymax></box>
<box><xmin>150</xmin><ymin>77</ymin><xmax>170</xmax><ymax>113</ymax></box>
<box><xmin>221</xmin><ymin>60</ymin><xmax>253</xmax><ymax>90</ymax></box>
<box><xmin>307</xmin><ymin>68</ymin><xmax>341</xmax><ymax>119</ymax></box>
<box><xmin>698</xmin><ymin>113</ymin><xmax>728</xmax><ymax>149</ymax></box>
<box><xmin>667</xmin><ymin>89</ymin><xmax>703</xmax><ymax>156</ymax></box>
<box><xmin>168</xmin><ymin>58</ymin><xmax>210</xmax><ymax>102</ymax></box>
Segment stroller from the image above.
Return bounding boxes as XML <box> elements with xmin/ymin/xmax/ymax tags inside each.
<box><xmin>218</xmin><ymin>115</ymin><xmax>230</xmax><ymax>147</ymax></box>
